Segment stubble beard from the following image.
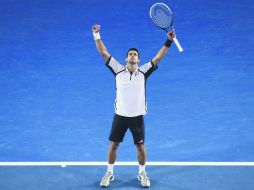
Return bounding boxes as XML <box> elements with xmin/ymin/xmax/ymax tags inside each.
<box><xmin>129</xmin><ymin>61</ymin><xmax>136</xmax><ymax>65</ymax></box>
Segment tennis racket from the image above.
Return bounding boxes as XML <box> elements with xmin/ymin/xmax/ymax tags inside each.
<box><xmin>150</xmin><ymin>3</ymin><xmax>183</xmax><ymax>52</ymax></box>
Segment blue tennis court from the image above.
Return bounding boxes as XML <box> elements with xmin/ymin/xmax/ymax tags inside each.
<box><xmin>0</xmin><ymin>166</ymin><xmax>254</xmax><ymax>190</ymax></box>
<box><xmin>0</xmin><ymin>0</ymin><xmax>254</xmax><ymax>189</ymax></box>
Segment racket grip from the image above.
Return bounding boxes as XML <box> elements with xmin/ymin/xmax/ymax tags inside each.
<box><xmin>173</xmin><ymin>37</ymin><xmax>183</xmax><ymax>52</ymax></box>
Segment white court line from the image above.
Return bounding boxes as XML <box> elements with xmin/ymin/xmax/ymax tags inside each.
<box><xmin>0</xmin><ymin>162</ymin><xmax>254</xmax><ymax>166</ymax></box>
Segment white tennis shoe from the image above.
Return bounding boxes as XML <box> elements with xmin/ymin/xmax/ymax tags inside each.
<box><xmin>100</xmin><ymin>171</ymin><xmax>114</xmax><ymax>188</ymax></box>
<box><xmin>137</xmin><ymin>171</ymin><xmax>150</xmax><ymax>188</ymax></box>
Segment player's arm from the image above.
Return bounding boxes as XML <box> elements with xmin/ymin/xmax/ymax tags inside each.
<box><xmin>92</xmin><ymin>24</ymin><xmax>110</xmax><ymax>62</ymax></box>
<box><xmin>151</xmin><ymin>30</ymin><xmax>175</xmax><ymax>66</ymax></box>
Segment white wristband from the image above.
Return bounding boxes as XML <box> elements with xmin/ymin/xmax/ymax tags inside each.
<box><xmin>93</xmin><ymin>32</ymin><xmax>101</xmax><ymax>40</ymax></box>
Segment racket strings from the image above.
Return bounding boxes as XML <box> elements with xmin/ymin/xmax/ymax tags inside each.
<box><xmin>150</xmin><ymin>5</ymin><xmax>173</xmax><ymax>29</ymax></box>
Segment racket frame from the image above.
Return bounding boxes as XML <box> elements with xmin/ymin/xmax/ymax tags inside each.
<box><xmin>150</xmin><ymin>3</ymin><xmax>183</xmax><ymax>52</ymax></box>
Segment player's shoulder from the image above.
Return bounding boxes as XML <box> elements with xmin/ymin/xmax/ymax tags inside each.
<box><xmin>139</xmin><ymin>61</ymin><xmax>153</xmax><ymax>70</ymax></box>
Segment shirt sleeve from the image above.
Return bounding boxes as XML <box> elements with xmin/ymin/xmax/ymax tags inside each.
<box><xmin>105</xmin><ymin>56</ymin><xmax>125</xmax><ymax>75</ymax></box>
<box><xmin>139</xmin><ymin>61</ymin><xmax>158</xmax><ymax>79</ymax></box>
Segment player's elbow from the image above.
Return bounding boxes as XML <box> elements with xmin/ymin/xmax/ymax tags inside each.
<box><xmin>101</xmin><ymin>51</ymin><xmax>110</xmax><ymax>61</ymax></box>
<box><xmin>154</xmin><ymin>56</ymin><xmax>162</xmax><ymax>63</ymax></box>
<box><xmin>101</xmin><ymin>51</ymin><xmax>108</xmax><ymax>57</ymax></box>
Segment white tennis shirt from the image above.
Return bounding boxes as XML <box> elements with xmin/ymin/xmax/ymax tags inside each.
<box><xmin>106</xmin><ymin>57</ymin><xmax>158</xmax><ymax>117</ymax></box>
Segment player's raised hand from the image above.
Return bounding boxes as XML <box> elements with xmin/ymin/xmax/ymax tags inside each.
<box><xmin>92</xmin><ymin>24</ymin><xmax>101</xmax><ymax>40</ymax></box>
<box><xmin>167</xmin><ymin>30</ymin><xmax>176</xmax><ymax>41</ymax></box>
<box><xmin>92</xmin><ymin>24</ymin><xmax>100</xmax><ymax>33</ymax></box>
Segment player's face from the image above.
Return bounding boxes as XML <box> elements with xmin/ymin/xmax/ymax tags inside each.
<box><xmin>126</xmin><ymin>50</ymin><xmax>140</xmax><ymax>65</ymax></box>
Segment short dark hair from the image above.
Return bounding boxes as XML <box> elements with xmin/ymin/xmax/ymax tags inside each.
<box><xmin>126</xmin><ymin>48</ymin><xmax>139</xmax><ymax>58</ymax></box>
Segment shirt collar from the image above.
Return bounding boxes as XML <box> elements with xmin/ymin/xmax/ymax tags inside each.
<box><xmin>125</xmin><ymin>65</ymin><xmax>139</xmax><ymax>73</ymax></box>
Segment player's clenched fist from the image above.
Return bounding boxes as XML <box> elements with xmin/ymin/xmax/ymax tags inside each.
<box><xmin>167</xmin><ymin>30</ymin><xmax>176</xmax><ymax>41</ymax></box>
<box><xmin>92</xmin><ymin>24</ymin><xmax>101</xmax><ymax>40</ymax></box>
<box><xmin>92</xmin><ymin>25</ymin><xmax>100</xmax><ymax>33</ymax></box>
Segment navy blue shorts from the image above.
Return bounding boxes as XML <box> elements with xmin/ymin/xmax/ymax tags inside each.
<box><xmin>109</xmin><ymin>114</ymin><xmax>145</xmax><ymax>145</ymax></box>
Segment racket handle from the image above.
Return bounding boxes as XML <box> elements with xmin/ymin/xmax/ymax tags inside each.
<box><xmin>173</xmin><ymin>37</ymin><xmax>183</xmax><ymax>52</ymax></box>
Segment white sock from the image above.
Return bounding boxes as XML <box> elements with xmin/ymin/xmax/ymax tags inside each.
<box><xmin>139</xmin><ymin>164</ymin><xmax>146</xmax><ymax>174</ymax></box>
<box><xmin>107</xmin><ymin>164</ymin><xmax>114</xmax><ymax>174</ymax></box>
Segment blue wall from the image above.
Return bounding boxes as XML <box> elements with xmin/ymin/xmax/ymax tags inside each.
<box><xmin>0</xmin><ymin>0</ymin><xmax>254</xmax><ymax>161</ymax></box>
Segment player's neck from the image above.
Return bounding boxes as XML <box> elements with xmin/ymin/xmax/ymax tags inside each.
<box><xmin>127</xmin><ymin>63</ymin><xmax>138</xmax><ymax>73</ymax></box>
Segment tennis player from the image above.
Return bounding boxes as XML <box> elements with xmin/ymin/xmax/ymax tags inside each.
<box><xmin>92</xmin><ymin>24</ymin><xmax>175</xmax><ymax>188</ymax></box>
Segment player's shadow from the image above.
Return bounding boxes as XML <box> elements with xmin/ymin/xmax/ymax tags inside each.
<box><xmin>89</xmin><ymin>178</ymin><xmax>158</xmax><ymax>189</ymax></box>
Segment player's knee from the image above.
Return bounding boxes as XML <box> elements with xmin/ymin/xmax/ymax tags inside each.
<box><xmin>110</xmin><ymin>142</ymin><xmax>119</xmax><ymax>152</ymax></box>
<box><xmin>136</xmin><ymin>144</ymin><xmax>145</xmax><ymax>153</ymax></box>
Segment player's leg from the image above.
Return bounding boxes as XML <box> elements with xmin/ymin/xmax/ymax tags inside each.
<box><xmin>108</xmin><ymin>141</ymin><xmax>120</xmax><ymax>165</ymax></box>
<box><xmin>100</xmin><ymin>114</ymin><xmax>128</xmax><ymax>187</ymax></box>
<box><xmin>100</xmin><ymin>141</ymin><xmax>120</xmax><ymax>188</ymax></box>
<box><xmin>129</xmin><ymin>115</ymin><xmax>151</xmax><ymax>188</ymax></box>
<box><xmin>136</xmin><ymin>143</ymin><xmax>146</xmax><ymax>166</ymax></box>
<box><xmin>136</xmin><ymin>143</ymin><xmax>150</xmax><ymax>188</ymax></box>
